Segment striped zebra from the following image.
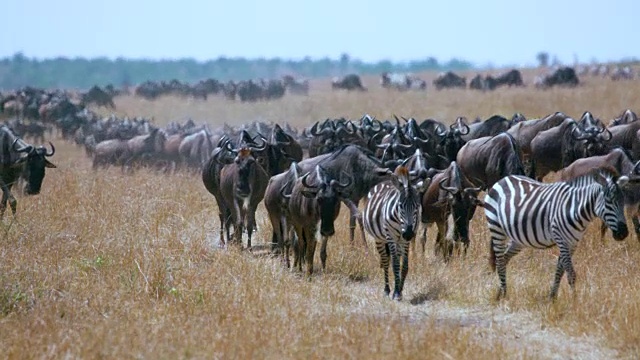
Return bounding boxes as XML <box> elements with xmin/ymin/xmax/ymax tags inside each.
<box><xmin>484</xmin><ymin>170</ymin><xmax>631</xmax><ymax>300</ymax></box>
<box><xmin>363</xmin><ymin>165</ymin><xmax>429</xmax><ymax>301</ymax></box>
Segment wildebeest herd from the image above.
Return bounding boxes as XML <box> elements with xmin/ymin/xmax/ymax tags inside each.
<box><xmin>2</xmin><ymin>80</ymin><xmax>640</xmax><ymax>301</ymax></box>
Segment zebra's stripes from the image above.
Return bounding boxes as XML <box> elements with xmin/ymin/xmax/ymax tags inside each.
<box><xmin>484</xmin><ymin>170</ymin><xmax>630</xmax><ymax>299</ymax></box>
<box><xmin>363</xmin><ymin>165</ymin><xmax>427</xmax><ymax>301</ymax></box>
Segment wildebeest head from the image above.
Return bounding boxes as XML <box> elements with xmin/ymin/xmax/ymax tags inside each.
<box><xmin>438</xmin><ymin>117</ymin><xmax>469</xmax><ymax>162</ymax></box>
<box><xmin>13</xmin><ymin>140</ymin><xmax>56</xmax><ymax>195</ymax></box>
<box><xmin>300</xmin><ymin>165</ymin><xmax>352</xmax><ymax>236</ymax></box>
<box><xmin>231</xmin><ymin>141</ymin><xmax>269</xmax><ymax>198</ymax></box>
<box><xmin>437</xmin><ymin>162</ymin><xmax>482</xmax><ymax>248</ymax></box>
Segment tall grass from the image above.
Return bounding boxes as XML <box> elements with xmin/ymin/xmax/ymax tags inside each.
<box><xmin>2</xmin><ymin>71</ymin><xmax>640</xmax><ymax>359</ymax></box>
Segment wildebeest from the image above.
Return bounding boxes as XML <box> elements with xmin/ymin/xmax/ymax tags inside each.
<box><xmin>507</xmin><ymin>112</ymin><xmax>570</xmax><ymax>176</ymax></box>
<box><xmin>0</xmin><ymin>125</ymin><xmax>56</xmax><ymax>217</ymax></box>
<box><xmin>264</xmin><ymin>162</ymin><xmax>301</xmax><ymax>267</ymax></box>
<box><xmin>529</xmin><ymin>118</ymin><xmax>607</xmax><ymax>180</ymax></box>
<box><xmin>456</xmin><ymin>132</ymin><xmax>527</xmax><ymax>189</ymax></box>
<box><xmin>287</xmin><ymin>165</ymin><xmax>352</xmax><ymax>275</ymax></box>
<box><xmin>469</xmin><ymin>74</ymin><xmax>497</xmax><ymax>91</ymax></box>
<box><xmin>609</xmin><ymin>109</ymin><xmax>638</xmax><ymax>127</ymax></box>
<box><xmin>535</xmin><ymin>67</ymin><xmax>579</xmax><ymax>89</ymax></box>
<box><xmin>297</xmin><ymin>145</ymin><xmax>394</xmax><ymax>249</ymax></box>
<box><xmin>219</xmin><ymin>141</ymin><xmax>270</xmax><ymax>249</ymax></box>
<box><xmin>331</xmin><ymin>74</ymin><xmax>366</xmax><ymax>91</ymax></box>
<box><xmin>559</xmin><ymin>148</ymin><xmax>640</xmax><ymax>241</ymax></box>
<box><xmin>82</xmin><ymin>85</ymin><xmax>116</xmax><ymax>109</ymax></box>
<box><xmin>282</xmin><ymin>75</ymin><xmax>309</xmax><ymax>95</ymax></box>
<box><xmin>433</xmin><ymin>72</ymin><xmax>466</xmax><ymax>90</ymax></box>
<box><xmin>494</xmin><ymin>69</ymin><xmax>524</xmax><ymax>87</ymax></box>
<box><xmin>461</xmin><ymin>114</ymin><xmax>515</xmax><ymax>142</ymax></box>
<box><xmin>201</xmin><ymin>137</ymin><xmax>238</xmax><ymax>246</ymax></box>
<box><xmin>418</xmin><ymin>161</ymin><xmax>482</xmax><ymax>261</ymax></box>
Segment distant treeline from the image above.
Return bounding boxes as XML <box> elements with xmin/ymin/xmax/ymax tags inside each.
<box><xmin>0</xmin><ymin>52</ymin><xmax>474</xmax><ymax>90</ymax></box>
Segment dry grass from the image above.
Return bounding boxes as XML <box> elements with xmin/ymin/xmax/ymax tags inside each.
<box><xmin>3</xmin><ymin>70</ymin><xmax>640</xmax><ymax>359</ymax></box>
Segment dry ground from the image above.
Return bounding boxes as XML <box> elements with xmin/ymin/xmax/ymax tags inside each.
<box><xmin>2</xmin><ymin>70</ymin><xmax>640</xmax><ymax>359</ymax></box>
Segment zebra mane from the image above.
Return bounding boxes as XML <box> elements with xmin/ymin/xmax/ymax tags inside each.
<box><xmin>564</xmin><ymin>166</ymin><xmax>619</xmax><ymax>188</ymax></box>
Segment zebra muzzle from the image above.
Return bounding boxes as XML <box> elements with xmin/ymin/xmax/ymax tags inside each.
<box><xmin>402</xmin><ymin>226</ymin><xmax>415</xmax><ymax>240</ymax></box>
<box><xmin>613</xmin><ymin>222</ymin><xmax>629</xmax><ymax>241</ymax></box>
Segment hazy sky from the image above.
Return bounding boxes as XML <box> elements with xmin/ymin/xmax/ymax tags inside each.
<box><xmin>2</xmin><ymin>0</ymin><xmax>638</xmax><ymax>67</ymax></box>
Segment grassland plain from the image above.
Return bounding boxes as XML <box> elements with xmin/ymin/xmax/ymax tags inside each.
<box><xmin>2</xmin><ymin>70</ymin><xmax>640</xmax><ymax>359</ymax></box>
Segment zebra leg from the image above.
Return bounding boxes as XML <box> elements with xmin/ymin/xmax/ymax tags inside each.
<box><xmin>503</xmin><ymin>242</ymin><xmax>523</xmax><ymax>267</ymax></box>
<box><xmin>399</xmin><ymin>242</ymin><xmax>410</xmax><ymax>293</ymax></box>
<box><xmin>319</xmin><ymin>235</ymin><xmax>328</xmax><ymax>271</ymax></box>
<box><xmin>379</xmin><ymin>241</ymin><xmax>391</xmax><ymax>297</ymax></box>
<box><xmin>549</xmin><ymin>256</ymin><xmax>566</xmax><ymax>300</ymax></box>
<box><xmin>489</xmin><ymin>230</ymin><xmax>509</xmax><ymax>300</ymax></box>
<box><xmin>389</xmin><ymin>242</ymin><xmax>403</xmax><ymax>301</ymax></box>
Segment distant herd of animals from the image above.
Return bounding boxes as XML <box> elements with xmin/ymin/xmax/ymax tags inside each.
<box><xmin>2</xmin><ymin>79</ymin><xmax>640</xmax><ymax>301</ymax></box>
<box><xmin>1</xmin><ymin>63</ymin><xmax>635</xmax><ymax>114</ymax></box>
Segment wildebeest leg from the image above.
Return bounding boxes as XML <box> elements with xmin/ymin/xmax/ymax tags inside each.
<box><xmin>632</xmin><ymin>205</ymin><xmax>640</xmax><ymax>242</ymax></box>
<box><xmin>343</xmin><ymin>199</ymin><xmax>369</xmax><ymax>255</ymax></box>
<box><xmin>0</xmin><ymin>181</ymin><xmax>16</xmax><ymax>217</ymax></box>
<box><xmin>305</xmin><ymin>233</ymin><xmax>317</xmax><ymax>276</ymax></box>
<box><xmin>246</xmin><ymin>207</ymin><xmax>257</xmax><ymax>250</ymax></box>
<box><xmin>599</xmin><ymin>220</ymin><xmax>608</xmax><ymax>243</ymax></box>
<box><xmin>319</xmin><ymin>235</ymin><xmax>328</xmax><ymax>271</ymax></box>
<box><xmin>434</xmin><ymin>221</ymin><xmax>452</xmax><ymax>262</ymax></box>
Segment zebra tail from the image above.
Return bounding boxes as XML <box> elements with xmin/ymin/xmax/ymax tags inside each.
<box><xmin>489</xmin><ymin>240</ymin><xmax>497</xmax><ymax>272</ymax></box>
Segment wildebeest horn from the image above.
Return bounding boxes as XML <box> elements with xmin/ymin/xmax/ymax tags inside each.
<box><xmin>392</xmin><ymin>142</ymin><xmax>413</xmax><ymax>150</ymax></box>
<box><xmin>457</xmin><ymin>117</ymin><xmax>470</xmax><ymax>135</ymax></box>
<box><xmin>331</xmin><ymin>171</ymin><xmax>352</xmax><ymax>189</ymax></box>
<box><xmin>463</xmin><ymin>186</ymin><xmax>482</xmax><ymax>195</ymax></box>
<box><xmin>371</xmin><ymin>119</ymin><xmax>382</xmax><ymax>131</ymax></box>
<box><xmin>12</xmin><ymin>138</ymin><xmax>33</xmax><ymax>154</ymax></box>
<box><xmin>45</xmin><ymin>142</ymin><xmax>55</xmax><ymax>157</ymax></box>
<box><xmin>436</xmin><ymin>125</ymin><xmax>447</xmax><ymax>137</ymax></box>
<box><xmin>439</xmin><ymin>178</ymin><xmax>459</xmax><ymax>194</ymax></box>
<box><xmin>634</xmin><ymin>161</ymin><xmax>640</xmax><ymax>175</ymax></box>
<box><xmin>309</xmin><ymin>122</ymin><xmax>320</xmax><ymax>136</ymax></box>
<box><xmin>279</xmin><ymin>181</ymin><xmax>292</xmax><ymax>199</ymax></box>
<box><xmin>571</xmin><ymin>126</ymin><xmax>590</xmax><ymax>140</ymax></box>
<box><xmin>412</xmin><ymin>136</ymin><xmax>430</xmax><ymax>144</ymax></box>
<box><xmin>376</xmin><ymin>143</ymin><xmax>391</xmax><ymax>149</ymax></box>
<box><xmin>600</xmin><ymin>128</ymin><xmax>612</xmax><ymax>141</ymax></box>
<box><xmin>393</xmin><ymin>115</ymin><xmax>401</xmax><ymax>126</ymax></box>
<box><xmin>248</xmin><ymin>137</ymin><xmax>268</xmax><ymax>152</ymax></box>
<box><xmin>301</xmin><ymin>173</ymin><xmax>316</xmax><ymax>189</ymax></box>
<box><xmin>225</xmin><ymin>141</ymin><xmax>238</xmax><ymax>154</ymax></box>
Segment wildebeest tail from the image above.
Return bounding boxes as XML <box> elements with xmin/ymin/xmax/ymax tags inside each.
<box><xmin>503</xmin><ymin>132</ymin><xmax>526</xmax><ymax>177</ymax></box>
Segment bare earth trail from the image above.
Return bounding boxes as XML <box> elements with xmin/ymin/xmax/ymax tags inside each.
<box><xmin>244</xmin><ymin>240</ymin><xmax>619</xmax><ymax>360</ymax></box>
<box><xmin>341</xmin><ymin>281</ymin><xmax>618</xmax><ymax>360</ymax></box>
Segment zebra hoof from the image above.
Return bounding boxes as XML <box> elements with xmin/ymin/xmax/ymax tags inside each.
<box><xmin>392</xmin><ymin>292</ymin><xmax>402</xmax><ymax>301</ymax></box>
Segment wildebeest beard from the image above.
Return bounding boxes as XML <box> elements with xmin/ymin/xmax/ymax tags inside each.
<box><xmin>236</xmin><ymin>161</ymin><xmax>254</xmax><ymax>198</ymax></box>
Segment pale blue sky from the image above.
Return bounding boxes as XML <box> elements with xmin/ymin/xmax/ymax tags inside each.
<box><xmin>1</xmin><ymin>0</ymin><xmax>638</xmax><ymax>67</ymax></box>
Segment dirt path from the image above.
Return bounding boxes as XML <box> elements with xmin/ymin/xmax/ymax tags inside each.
<box><xmin>342</xmin><ymin>281</ymin><xmax>618</xmax><ymax>360</ymax></box>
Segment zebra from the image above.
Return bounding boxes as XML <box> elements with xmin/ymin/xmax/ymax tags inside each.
<box><xmin>363</xmin><ymin>164</ymin><xmax>430</xmax><ymax>301</ymax></box>
<box><xmin>484</xmin><ymin>169</ymin><xmax>631</xmax><ymax>300</ymax></box>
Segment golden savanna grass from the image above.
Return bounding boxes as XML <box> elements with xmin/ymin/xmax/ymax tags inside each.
<box><xmin>2</xmin><ymin>70</ymin><xmax>640</xmax><ymax>359</ymax></box>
